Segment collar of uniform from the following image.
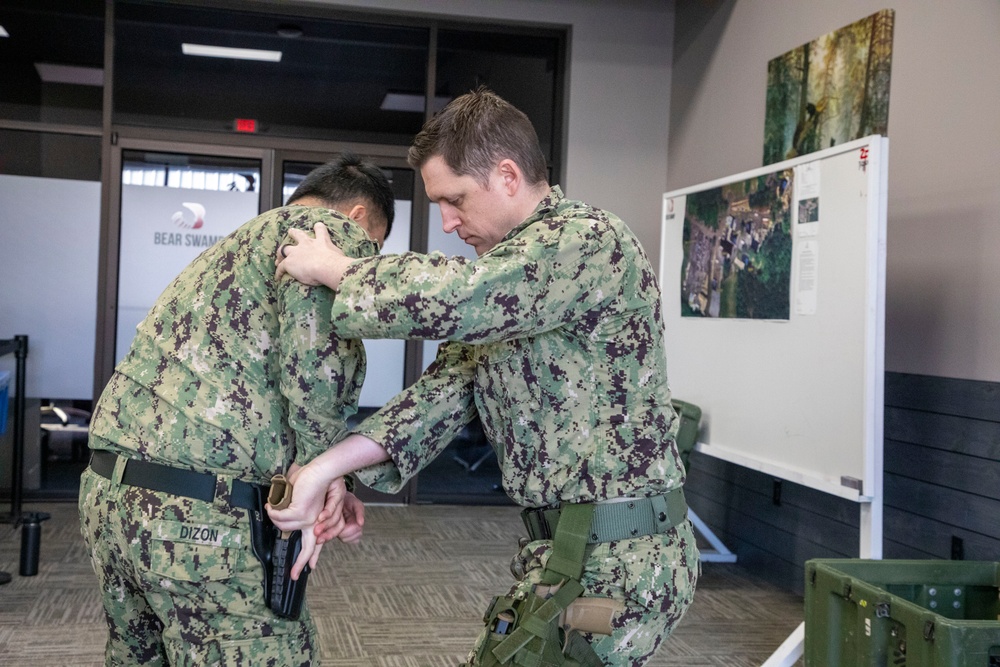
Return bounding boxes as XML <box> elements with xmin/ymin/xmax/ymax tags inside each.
<box><xmin>536</xmin><ymin>184</ymin><xmax>564</xmax><ymax>216</ymax></box>
<box><xmin>496</xmin><ymin>185</ymin><xmax>565</xmax><ymax>246</ymax></box>
<box><xmin>287</xmin><ymin>205</ymin><xmax>380</xmax><ymax>257</ymax></box>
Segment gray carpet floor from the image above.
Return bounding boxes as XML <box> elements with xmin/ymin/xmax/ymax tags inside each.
<box><xmin>0</xmin><ymin>502</ymin><xmax>804</xmax><ymax>665</ymax></box>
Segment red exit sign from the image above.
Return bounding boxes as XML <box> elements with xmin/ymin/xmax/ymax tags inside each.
<box><xmin>234</xmin><ymin>118</ymin><xmax>257</xmax><ymax>133</ymax></box>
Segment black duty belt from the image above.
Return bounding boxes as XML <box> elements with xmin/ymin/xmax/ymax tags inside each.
<box><xmin>521</xmin><ymin>487</ymin><xmax>688</xmax><ymax>544</ymax></box>
<box><xmin>88</xmin><ymin>449</ymin><xmax>260</xmax><ymax>511</ymax></box>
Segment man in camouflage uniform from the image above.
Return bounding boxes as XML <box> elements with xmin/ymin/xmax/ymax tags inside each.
<box><xmin>270</xmin><ymin>89</ymin><xmax>699</xmax><ymax>665</ymax></box>
<box><xmin>79</xmin><ymin>154</ymin><xmax>394</xmax><ymax>666</ymax></box>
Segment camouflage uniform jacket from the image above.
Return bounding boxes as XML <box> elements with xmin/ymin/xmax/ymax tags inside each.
<box><xmin>89</xmin><ymin>206</ymin><xmax>379</xmax><ymax>483</ymax></box>
<box><xmin>334</xmin><ymin>187</ymin><xmax>685</xmax><ymax>508</ymax></box>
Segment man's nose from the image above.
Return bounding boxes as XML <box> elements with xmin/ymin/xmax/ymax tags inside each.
<box><xmin>441</xmin><ymin>208</ymin><xmax>461</xmax><ymax>233</ymax></box>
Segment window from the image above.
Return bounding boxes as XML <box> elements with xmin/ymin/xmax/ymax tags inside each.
<box><xmin>113</xmin><ymin>1</ymin><xmax>430</xmax><ymax>144</ymax></box>
<box><xmin>0</xmin><ymin>0</ymin><xmax>104</xmax><ymax>126</ymax></box>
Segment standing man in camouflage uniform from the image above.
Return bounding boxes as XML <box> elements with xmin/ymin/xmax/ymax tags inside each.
<box><xmin>270</xmin><ymin>88</ymin><xmax>699</xmax><ymax>666</ymax></box>
<box><xmin>79</xmin><ymin>154</ymin><xmax>394</xmax><ymax>666</ymax></box>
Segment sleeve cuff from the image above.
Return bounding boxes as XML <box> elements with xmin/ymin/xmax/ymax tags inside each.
<box><xmin>354</xmin><ymin>461</ymin><xmax>405</xmax><ymax>494</ymax></box>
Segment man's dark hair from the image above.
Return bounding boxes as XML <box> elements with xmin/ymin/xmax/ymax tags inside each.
<box><xmin>289</xmin><ymin>153</ymin><xmax>395</xmax><ymax>240</ymax></box>
<box><xmin>407</xmin><ymin>87</ymin><xmax>549</xmax><ymax>188</ymax></box>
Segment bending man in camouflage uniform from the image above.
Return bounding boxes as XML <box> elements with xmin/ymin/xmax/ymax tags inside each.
<box><xmin>269</xmin><ymin>89</ymin><xmax>699</xmax><ymax>666</ymax></box>
<box><xmin>79</xmin><ymin>154</ymin><xmax>394</xmax><ymax>666</ymax></box>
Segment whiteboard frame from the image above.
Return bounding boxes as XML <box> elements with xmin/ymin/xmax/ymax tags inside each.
<box><xmin>660</xmin><ymin>136</ymin><xmax>887</xmax><ymax>559</ymax></box>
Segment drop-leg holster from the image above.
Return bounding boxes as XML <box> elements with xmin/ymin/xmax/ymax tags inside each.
<box><xmin>466</xmin><ymin>503</ymin><xmax>604</xmax><ymax>667</ymax></box>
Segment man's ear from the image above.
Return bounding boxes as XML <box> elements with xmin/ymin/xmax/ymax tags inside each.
<box><xmin>347</xmin><ymin>203</ymin><xmax>386</xmax><ymax>246</ymax></box>
<box><xmin>496</xmin><ymin>159</ymin><xmax>522</xmax><ymax>196</ymax></box>
<box><xmin>347</xmin><ymin>203</ymin><xmax>367</xmax><ymax>224</ymax></box>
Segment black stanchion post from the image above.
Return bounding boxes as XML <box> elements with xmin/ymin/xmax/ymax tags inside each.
<box><xmin>0</xmin><ymin>335</ymin><xmax>30</xmax><ymax>585</ymax></box>
<box><xmin>11</xmin><ymin>335</ymin><xmax>28</xmax><ymax>521</ymax></box>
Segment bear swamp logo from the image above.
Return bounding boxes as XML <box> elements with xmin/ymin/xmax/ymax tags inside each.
<box><xmin>154</xmin><ymin>201</ymin><xmax>226</xmax><ymax>248</ymax></box>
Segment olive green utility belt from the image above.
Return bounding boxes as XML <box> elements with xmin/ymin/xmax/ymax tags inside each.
<box><xmin>520</xmin><ymin>487</ymin><xmax>688</xmax><ymax>544</ymax></box>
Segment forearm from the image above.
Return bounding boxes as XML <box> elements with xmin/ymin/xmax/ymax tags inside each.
<box><xmin>308</xmin><ymin>433</ymin><xmax>390</xmax><ymax>481</ymax></box>
<box><xmin>332</xmin><ymin>239</ymin><xmax>610</xmax><ymax>344</ymax></box>
<box><xmin>353</xmin><ymin>341</ymin><xmax>478</xmax><ymax>492</ymax></box>
<box><xmin>268</xmin><ymin>433</ymin><xmax>388</xmax><ymax>536</ymax></box>
<box><xmin>315</xmin><ymin>253</ymin><xmax>354</xmax><ymax>290</ymax></box>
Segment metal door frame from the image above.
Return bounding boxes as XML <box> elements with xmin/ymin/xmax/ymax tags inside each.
<box><xmin>95</xmin><ymin>131</ymin><xmax>425</xmax><ymax>503</ymax></box>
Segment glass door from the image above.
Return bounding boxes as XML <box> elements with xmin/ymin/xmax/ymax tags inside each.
<box><xmin>278</xmin><ymin>152</ymin><xmax>418</xmax><ymax>503</ymax></box>
<box><xmin>97</xmin><ymin>141</ymin><xmax>420</xmax><ymax>503</ymax></box>
<box><xmin>414</xmin><ymin>205</ymin><xmax>511</xmax><ymax>505</ymax></box>
<box><xmin>115</xmin><ymin>150</ymin><xmax>263</xmax><ymax>363</ymax></box>
<box><xmin>281</xmin><ymin>159</ymin><xmax>413</xmax><ymax>409</ymax></box>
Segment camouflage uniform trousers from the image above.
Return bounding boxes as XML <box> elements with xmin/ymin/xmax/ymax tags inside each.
<box><xmin>467</xmin><ymin>519</ymin><xmax>699</xmax><ymax>666</ymax></box>
<box><xmin>79</xmin><ymin>466</ymin><xmax>318</xmax><ymax>666</ymax></box>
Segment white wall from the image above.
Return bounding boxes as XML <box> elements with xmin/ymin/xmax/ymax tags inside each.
<box><xmin>308</xmin><ymin>0</ymin><xmax>675</xmax><ymax>268</ymax></box>
<box><xmin>668</xmin><ymin>0</ymin><xmax>1000</xmax><ymax>382</ymax></box>
<box><xmin>0</xmin><ymin>176</ymin><xmax>101</xmax><ymax>399</ymax></box>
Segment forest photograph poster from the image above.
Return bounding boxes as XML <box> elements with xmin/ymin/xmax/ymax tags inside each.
<box><xmin>763</xmin><ymin>9</ymin><xmax>894</xmax><ymax>165</ymax></box>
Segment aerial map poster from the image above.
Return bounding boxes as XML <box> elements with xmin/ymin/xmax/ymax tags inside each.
<box><xmin>762</xmin><ymin>9</ymin><xmax>894</xmax><ymax>165</ymax></box>
<box><xmin>680</xmin><ymin>168</ymin><xmax>794</xmax><ymax>320</ymax></box>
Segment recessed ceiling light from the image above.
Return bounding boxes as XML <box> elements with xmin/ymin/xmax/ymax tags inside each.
<box><xmin>381</xmin><ymin>92</ymin><xmax>452</xmax><ymax>113</ymax></box>
<box><xmin>181</xmin><ymin>43</ymin><xmax>282</xmax><ymax>62</ymax></box>
<box><xmin>0</xmin><ymin>25</ymin><xmax>9</xmax><ymax>38</ymax></box>
<box><xmin>35</xmin><ymin>63</ymin><xmax>104</xmax><ymax>86</ymax></box>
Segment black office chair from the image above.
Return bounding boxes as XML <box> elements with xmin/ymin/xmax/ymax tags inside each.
<box><xmin>670</xmin><ymin>399</ymin><xmax>702</xmax><ymax>473</ymax></box>
<box><xmin>451</xmin><ymin>418</ymin><xmax>493</xmax><ymax>472</ymax></box>
<box><xmin>40</xmin><ymin>403</ymin><xmax>91</xmax><ymax>486</ymax></box>
<box><xmin>670</xmin><ymin>398</ymin><xmax>737</xmax><ymax>563</ymax></box>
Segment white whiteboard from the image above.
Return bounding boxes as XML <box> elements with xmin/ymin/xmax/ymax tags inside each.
<box><xmin>660</xmin><ymin>136</ymin><xmax>887</xmax><ymax>502</ymax></box>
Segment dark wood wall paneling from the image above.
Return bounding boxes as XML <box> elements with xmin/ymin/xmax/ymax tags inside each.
<box><xmin>685</xmin><ymin>372</ymin><xmax>1000</xmax><ymax>595</ymax></box>
<box><xmin>883</xmin><ymin>373</ymin><xmax>1000</xmax><ymax>561</ymax></box>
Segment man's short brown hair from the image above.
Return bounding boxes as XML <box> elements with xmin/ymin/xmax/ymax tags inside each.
<box><xmin>407</xmin><ymin>87</ymin><xmax>549</xmax><ymax>187</ymax></box>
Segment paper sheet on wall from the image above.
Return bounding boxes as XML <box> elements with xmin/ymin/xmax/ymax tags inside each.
<box><xmin>795</xmin><ymin>162</ymin><xmax>821</xmax><ymax>237</ymax></box>
<box><xmin>794</xmin><ymin>238</ymin><xmax>819</xmax><ymax>315</ymax></box>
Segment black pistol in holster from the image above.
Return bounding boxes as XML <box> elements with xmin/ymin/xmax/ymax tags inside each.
<box><xmin>247</xmin><ymin>473</ymin><xmax>310</xmax><ymax>620</ymax></box>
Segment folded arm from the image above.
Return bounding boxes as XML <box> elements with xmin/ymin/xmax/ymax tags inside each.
<box><xmin>267</xmin><ymin>433</ymin><xmax>390</xmax><ymax>578</ymax></box>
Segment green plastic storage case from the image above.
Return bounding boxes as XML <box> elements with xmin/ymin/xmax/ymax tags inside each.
<box><xmin>805</xmin><ymin>559</ymin><xmax>1000</xmax><ymax>666</ymax></box>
